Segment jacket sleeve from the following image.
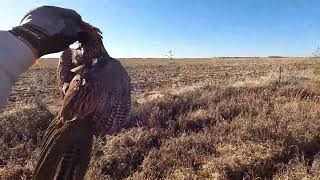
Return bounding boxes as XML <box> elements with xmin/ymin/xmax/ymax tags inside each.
<box><xmin>0</xmin><ymin>72</ymin><xmax>13</xmax><ymax>107</ymax></box>
<box><xmin>0</xmin><ymin>31</ymin><xmax>35</xmax><ymax>107</ymax></box>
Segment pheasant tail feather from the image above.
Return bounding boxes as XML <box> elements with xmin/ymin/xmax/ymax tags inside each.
<box><xmin>32</xmin><ymin>117</ymin><xmax>93</xmax><ymax>180</ymax></box>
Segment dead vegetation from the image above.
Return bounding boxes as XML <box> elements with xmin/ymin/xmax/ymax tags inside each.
<box><xmin>1</xmin><ymin>58</ymin><xmax>320</xmax><ymax>179</ymax></box>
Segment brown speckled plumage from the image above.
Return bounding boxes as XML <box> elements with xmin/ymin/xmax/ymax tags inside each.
<box><xmin>60</xmin><ymin>51</ymin><xmax>131</xmax><ymax>136</ymax></box>
<box><xmin>33</xmin><ymin>23</ymin><xmax>131</xmax><ymax>180</ymax></box>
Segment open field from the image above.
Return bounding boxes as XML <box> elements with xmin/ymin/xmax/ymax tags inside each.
<box><xmin>2</xmin><ymin>57</ymin><xmax>320</xmax><ymax>179</ymax></box>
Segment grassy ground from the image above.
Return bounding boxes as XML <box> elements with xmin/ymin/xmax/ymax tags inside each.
<box><xmin>1</xmin><ymin>58</ymin><xmax>320</xmax><ymax>179</ymax></box>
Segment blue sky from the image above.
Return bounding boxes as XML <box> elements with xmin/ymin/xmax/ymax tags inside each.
<box><xmin>1</xmin><ymin>0</ymin><xmax>320</xmax><ymax>58</ymax></box>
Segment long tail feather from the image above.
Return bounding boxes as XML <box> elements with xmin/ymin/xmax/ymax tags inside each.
<box><xmin>32</xmin><ymin>117</ymin><xmax>93</xmax><ymax>180</ymax></box>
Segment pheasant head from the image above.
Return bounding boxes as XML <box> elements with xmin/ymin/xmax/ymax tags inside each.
<box><xmin>72</xmin><ymin>22</ymin><xmax>107</xmax><ymax>66</ymax></box>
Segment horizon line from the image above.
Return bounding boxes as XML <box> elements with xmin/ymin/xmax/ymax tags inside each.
<box><xmin>40</xmin><ymin>56</ymin><xmax>313</xmax><ymax>60</ymax></box>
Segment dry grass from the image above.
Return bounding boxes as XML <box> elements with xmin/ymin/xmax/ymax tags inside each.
<box><xmin>1</xmin><ymin>57</ymin><xmax>320</xmax><ymax>179</ymax></box>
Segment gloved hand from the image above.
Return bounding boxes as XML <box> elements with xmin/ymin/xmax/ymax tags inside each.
<box><xmin>9</xmin><ymin>6</ymin><xmax>90</xmax><ymax>58</ymax></box>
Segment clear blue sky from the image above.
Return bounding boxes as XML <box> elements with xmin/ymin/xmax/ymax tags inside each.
<box><xmin>1</xmin><ymin>0</ymin><xmax>320</xmax><ymax>58</ymax></box>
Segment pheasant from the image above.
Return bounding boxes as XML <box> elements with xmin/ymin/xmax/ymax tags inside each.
<box><xmin>33</xmin><ymin>23</ymin><xmax>131</xmax><ymax>180</ymax></box>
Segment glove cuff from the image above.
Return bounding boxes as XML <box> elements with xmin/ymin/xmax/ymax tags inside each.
<box><xmin>9</xmin><ymin>25</ymin><xmax>48</xmax><ymax>57</ymax></box>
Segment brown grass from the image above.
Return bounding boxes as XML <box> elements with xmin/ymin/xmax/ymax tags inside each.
<box><xmin>1</xmin><ymin>58</ymin><xmax>320</xmax><ymax>179</ymax></box>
